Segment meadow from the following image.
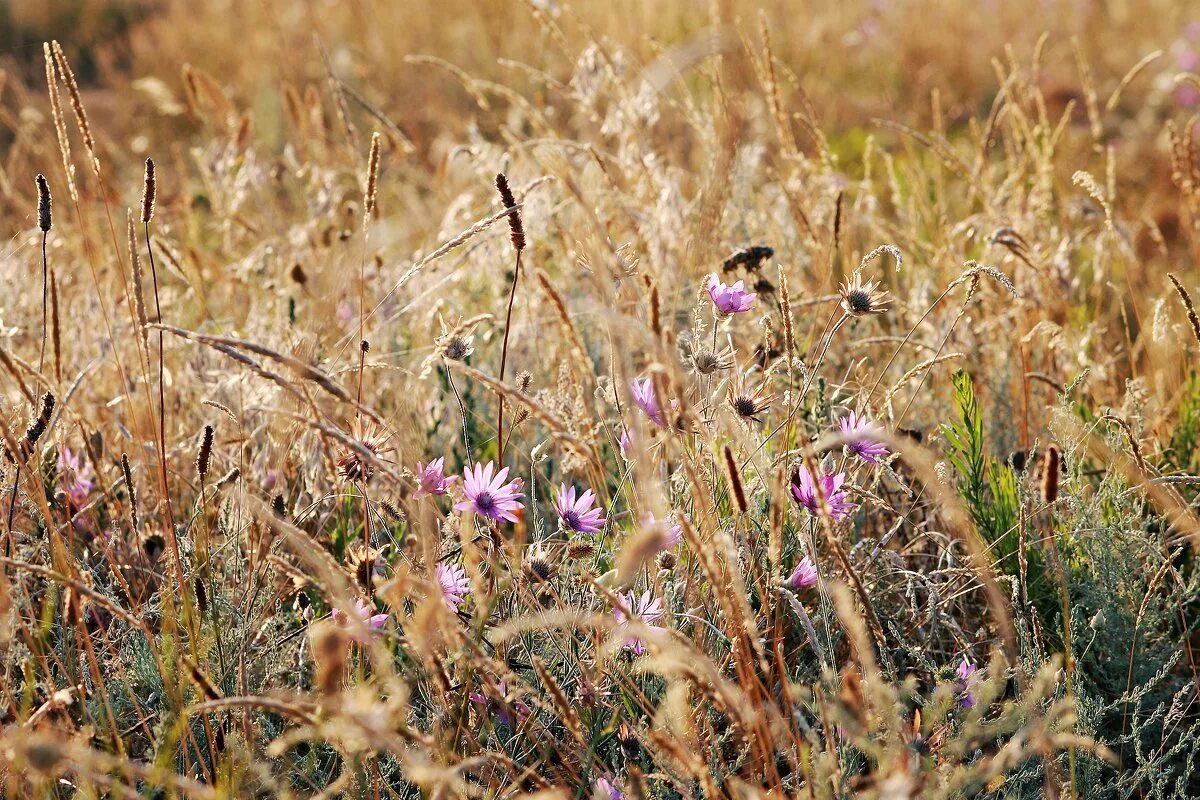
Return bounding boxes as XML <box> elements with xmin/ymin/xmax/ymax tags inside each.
<box><xmin>1</xmin><ymin>0</ymin><xmax>1200</xmax><ymax>796</ymax></box>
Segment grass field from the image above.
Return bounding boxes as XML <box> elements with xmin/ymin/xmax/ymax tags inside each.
<box><xmin>2</xmin><ymin>0</ymin><xmax>1200</xmax><ymax>796</ymax></box>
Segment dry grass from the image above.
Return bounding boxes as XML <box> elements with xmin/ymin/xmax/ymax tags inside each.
<box><xmin>1</xmin><ymin>1</ymin><xmax>1200</xmax><ymax>797</ymax></box>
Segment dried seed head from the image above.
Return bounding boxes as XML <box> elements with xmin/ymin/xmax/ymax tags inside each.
<box><xmin>290</xmin><ymin>262</ymin><xmax>307</xmax><ymax>286</ymax></box>
<box><xmin>838</xmin><ymin>275</ymin><xmax>891</xmax><ymax>317</ymax></box>
<box><xmin>442</xmin><ymin>334</ymin><xmax>474</xmax><ymax>361</ymax></box>
<box><xmin>524</xmin><ymin>555</ymin><xmax>555</xmax><ymax>583</ymax></box>
<box><xmin>23</xmin><ymin>392</ymin><xmax>55</xmax><ymax>454</ymax></box>
<box><xmin>121</xmin><ymin>452</ymin><xmax>138</xmax><ymax>529</ymax></box>
<box><xmin>1041</xmin><ymin>446</ymin><xmax>1061</xmax><ymax>504</ymax></box>
<box><xmin>194</xmin><ymin>577</ymin><xmax>208</xmax><ymax>615</ymax></box>
<box><xmin>272</xmin><ymin>494</ymin><xmax>287</xmax><ymax>519</ymax></box>
<box><xmin>364</xmin><ymin>131</ymin><xmax>382</xmax><ymax>220</ymax></box>
<box><xmin>141</xmin><ymin>157</ymin><xmax>156</xmax><ymax>224</ymax></box>
<box><xmin>691</xmin><ymin>347</ymin><xmax>734</xmax><ymax>376</ymax></box>
<box><xmin>495</xmin><ymin>172</ymin><xmax>526</xmax><ymax>251</ymax></box>
<box><xmin>656</xmin><ymin>550</ymin><xmax>678</xmax><ymax>571</ymax></box>
<box><xmin>723</xmin><ymin>445</ymin><xmax>748</xmax><ymax>514</ymax></box>
<box><xmin>195</xmin><ymin>424</ymin><xmax>215</xmax><ymax>481</ymax></box>
<box><xmin>141</xmin><ymin>532</ymin><xmax>165</xmax><ymax>561</ymax></box>
<box><xmin>566</xmin><ymin>539</ymin><xmax>596</xmax><ymax>561</ymax></box>
<box><xmin>215</xmin><ymin>467</ymin><xmax>241</xmax><ymax>492</ymax></box>
<box><xmin>722</xmin><ymin>245</ymin><xmax>774</xmax><ymax>273</ymax></box>
<box><xmin>35</xmin><ymin>174</ymin><xmax>52</xmax><ymax>232</ymax></box>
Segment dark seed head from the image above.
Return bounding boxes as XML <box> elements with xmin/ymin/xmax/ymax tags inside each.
<box><xmin>35</xmin><ymin>174</ymin><xmax>52</xmax><ymax>232</ymax></box>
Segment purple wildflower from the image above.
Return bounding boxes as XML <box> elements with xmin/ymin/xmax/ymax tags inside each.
<box><xmin>790</xmin><ymin>466</ymin><xmax>856</xmax><ymax>520</ymax></box>
<box><xmin>330</xmin><ymin>599</ymin><xmax>389</xmax><ymax>643</ymax></box>
<box><xmin>436</xmin><ymin>563</ymin><xmax>471</xmax><ymax>611</ymax></box>
<box><xmin>788</xmin><ymin>556</ymin><xmax>818</xmax><ymax>589</ymax></box>
<box><xmin>838</xmin><ymin>412</ymin><xmax>890</xmax><ymax>464</ymax></box>
<box><xmin>613</xmin><ymin>590</ymin><xmax>666</xmax><ymax>655</ymax></box>
<box><xmin>594</xmin><ymin>777</ymin><xmax>624</xmax><ymax>800</ymax></box>
<box><xmin>413</xmin><ymin>457</ymin><xmax>455</xmax><ymax>500</ymax></box>
<box><xmin>706</xmin><ymin>273</ymin><xmax>757</xmax><ymax>315</ymax></box>
<box><xmin>630</xmin><ymin>378</ymin><xmax>666</xmax><ymax>428</ymax></box>
<box><xmin>554</xmin><ymin>483</ymin><xmax>606</xmax><ymax>535</ymax></box>
<box><xmin>454</xmin><ymin>461</ymin><xmax>524</xmax><ymax>523</ymax></box>
<box><xmin>58</xmin><ymin>447</ymin><xmax>94</xmax><ymax>508</ymax></box>
<box><xmin>469</xmin><ymin>680</ymin><xmax>530</xmax><ymax>728</ymax></box>
<box><xmin>956</xmin><ymin>656</ymin><xmax>979</xmax><ymax>708</ymax></box>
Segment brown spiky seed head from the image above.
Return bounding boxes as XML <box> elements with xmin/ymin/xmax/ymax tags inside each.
<box><xmin>141</xmin><ymin>157</ymin><xmax>156</xmax><ymax>224</ymax></box>
<box><xmin>196</xmin><ymin>424</ymin><xmax>215</xmax><ymax>480</ymax></box>
<box><xmin>35</xmin><ymin>174</ymin><xmax>52</xmax><ymax>232</ymax></box>
<box><xmin>495</xmin><ymin>172</ymin><xmax>526</xmax><ymax>251</ymax></box>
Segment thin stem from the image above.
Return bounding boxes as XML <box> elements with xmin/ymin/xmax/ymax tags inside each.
<box><xmin>497</xmin><ymin>249</ymin><xmax>523</xmax><ymax>459</ymax></box>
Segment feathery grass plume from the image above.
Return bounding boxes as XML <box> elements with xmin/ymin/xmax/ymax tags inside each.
<box><xmin>195</xmin><ymin>425</ymin><xmax>215</xmax><ymax>481</ymax></box>
<box><xmin>50</xmin><ymin>42</ymin><xmax>96</xmax><ymax>160</ymax></box>
<box><xmin>1041</xmin><ymin>446</ymin><xmax>1061</xmax><ymax>504</ymax></box>
<box><xmin>141</xmin><ymin>158</ymin><xmax>157</xmax><ymax>224</ymax></box>
<box><xmin>364</xmin><ymin>131</ymin><xmax>382</xmax><ymax>222</ymax></box>
<box><xmin>121</xmin><ymin>453</ymin><xmax>137</xmax><ymax>530</ymax></box>
<box><xmin>127</xmin><ymin>212</ymin><xmax>149</xmax><ymax>352</ymax></box>
<box><xmin>43</xmin><ymin>44</ymin><xmax>77</xmax><ymax>204</ymax></box>
<box><xmin>723</xmin><ymin>445</ymin><xmax>748</xmax><ymax>514</ymax></box>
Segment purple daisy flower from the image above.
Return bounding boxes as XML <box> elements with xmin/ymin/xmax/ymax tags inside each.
<box><xmin>706</xmin><ymin>273</ymin><xmax>757</xmax><ymax>315</ymax></box>
<box><xmin>613</xmin><ymin>590</ymin><xmax>666</xmax><ymax>655</ymax></box>
<box><xmin>594</xmin><ymin>777</ymin><xmax>624</xmax><ymax>800</ymax></box>
<box><xmin>454</xmin><ymin>461</ymin><xmax>524</xmax><ymax>523</ymax></box>
<box><xmin>630</xmin><ymin>378</ymin><xmax>666</xmax><ymax>428</ymax></box>
<box><xmin>838</xmin><ymin>412</ymin><xmax>890</xmax><ymax>464</ymax></box>
<box><xmin>956</xmin><ymin>656</ymin><xmax>979</xmax><ymax>708</ymax></box>
<box><xmin>330</xmin><ymin>599</ymin><xmax>389</xmax><ymax>643</ymax></box>
<box><xmin>553</xmin><ymin>483</ymin><xmax>606</xmax><ymax>535</ymax></box>
<box><xmin>58</xmin><ymin>447</ymin><xmax>94</xmax><ymax>508</ymax></box>
<box><xmin>788</xmin><ymin>556</ymin><xmax>818</xmax><ymax>589</ymax></box>
<box><xmin>436</xmin><ymin>563</ymin><xmax>471</xmax><ymax>611</ymax></box>
<box><xmin>790</xmin><ymin>466</ymin><xmax>856</xmax><ymax>521</ymax></box>
<box><xmin>413</xmin><ymin>457</ymin><xmax>455</xmax><ymax>500</ymax></box>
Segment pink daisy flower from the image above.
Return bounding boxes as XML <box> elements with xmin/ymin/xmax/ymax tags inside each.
<box><xmin>454</xmin><ymin>461</ymin><xmax>524</xmax><ymax>523</ymax></box>
<box><xmin>613</xmin><ymin>590</ymin><xmax>666</xmax><ymax>655</ymax></box>
<box><xmin>58</xmin><ymin>447</ymin><xmax>94</xmax><ymax>508</ymax></box>
<box><xmin>956</xmin><ymin>656</ymin><xmax>979</xmax><ymax>708</ymax></box>
<box><xmin>630</xmin><ymin>378</ymin><xmax>666</xmax><ymax>428</ymax></box>
<box><xmin>553</xmin><ymin>483</ymin><xmax>606</xmax><ymax>535</ymax></box>
<box><xmin>413</xmin><ymin>457</ymin><xmax>455</xmax><ymax>500</ymax></box>
<box><xmin>594</xmin><ymin>777</ymin><xmax>624</xmax><ymax>800</ymax></box>
<box><xmin>706</xmin><ymin>273</ymin><xmax>757</xmax><ymax>315</ymax></box>
<box><xmin>330</xmin><ymin>599</ymin><xmax>389</xmax><ymax>643</ymax></box>
<box><xmin>436</xmin><ymin>563</ymin><xmax>471</xmax><ymax>611</ymax></box>
<box><xmin>790</xmin><ymin>466</ymin><xmax>856</xmax><ymax>521</ymax></box>
<box><xmin>788</xmin><ymin>556</ymin><xmax>818</xmax><ymax>589</ymax></box>
<box><xmin>838</xmin><ymin>412</ymin><xmax>890</xmax><ymax>464</ymax></box>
